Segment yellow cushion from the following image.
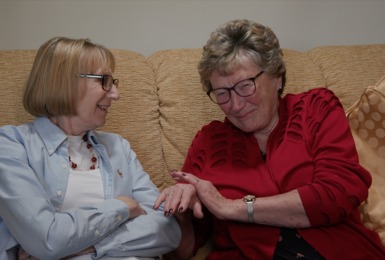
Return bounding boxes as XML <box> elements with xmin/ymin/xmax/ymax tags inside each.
<box><xmin>346</xmin><ymin>76</ymin><xmax>385</xmax><ymax>246</ymax></box>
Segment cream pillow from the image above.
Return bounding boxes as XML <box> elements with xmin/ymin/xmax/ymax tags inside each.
<box><xmin>346</xmin><ymin>76</ymin><xmax>385</xmax><ymax>245</ymax></box>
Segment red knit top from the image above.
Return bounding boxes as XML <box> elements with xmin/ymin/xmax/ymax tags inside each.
<box><xmin>183</xmin><ymin>88</ymin><xmax>385</xmax><ymax>259</ymax></box>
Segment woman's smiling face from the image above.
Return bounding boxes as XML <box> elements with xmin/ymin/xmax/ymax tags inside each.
<box><xmin>50</xmin><ymin>67</ymin><xmax>120</xmax><ymax>136</ymax></box>
<box><xmin>75</xmin><ymin>68</ymin><xmax>119</xmax><ymax>131</ymax></box>
<box><xmin>209</xmin><ymin>59</ymin><xmax>282</xmax><ymax>135</ymax></box>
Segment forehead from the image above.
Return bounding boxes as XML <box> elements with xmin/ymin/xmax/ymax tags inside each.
<box><xmin>81</xmin><ymin>48</ymin><xmax>114</xmax><ymax>73</ymax></box>
<box><xmin>216</xmin><ymin>54</ymin><xmax>255</xmax><ymax>74</ymax></box>
<box><xmin>211</xmin><ymin>61</ymin><xmax>258</xmax><ymax>85</ymax></box>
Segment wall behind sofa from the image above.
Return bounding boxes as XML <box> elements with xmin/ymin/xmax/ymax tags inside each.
<box><xmin>0</xmin><ymin>0</ymin><xmax>384</xmax><ymax>56</ymax></box>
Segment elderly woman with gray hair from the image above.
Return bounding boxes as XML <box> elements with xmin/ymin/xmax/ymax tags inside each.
<box><xmin>154</xmin><ymin>19</ymin><xmax>385</xmax><ymax>259</ymax></box>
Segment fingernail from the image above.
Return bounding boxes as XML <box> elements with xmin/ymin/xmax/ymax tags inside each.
<box><xmin>168</xmin><ymin>209</ymin><xmax>173</xmax><ymax>214</ymax></box>
<box><xmin>178</xmin><ymin>207</ymin><xmax>183</xmax><ymax>212</ymax></box>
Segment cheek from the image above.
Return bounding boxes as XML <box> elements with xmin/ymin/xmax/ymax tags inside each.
<box><xmin>219</xmin><ymin>103</ymin><xmax>232</xmax><ymax>114</ymax></box>
<box><xmin>76</xmin><ymin>95</ymin><xmax>99</xmax><ymax>116</ymax></box>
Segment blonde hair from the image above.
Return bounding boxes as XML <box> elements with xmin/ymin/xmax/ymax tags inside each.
<box><xmin>23</xmin><ymin>37</ymin><xmax>115</xmax><ymax>116</ymax></box>
<box><xmin>198</xmin><ymin>19</ymin><xmax>286</xmax><ymax>95</ymax></box>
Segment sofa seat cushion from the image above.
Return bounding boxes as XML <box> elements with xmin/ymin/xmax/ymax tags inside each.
<box><xmin>346</xmin><ymin>76</ymin><xmax>385</xmax><ymax>246</ymax></box>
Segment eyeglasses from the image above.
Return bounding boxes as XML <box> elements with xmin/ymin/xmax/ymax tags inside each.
<box><xmin>79</xmin><ymin>74</ymin><xmax>119</xmax><ymax>92</ymax></box>
<box><xmin>207</xmin><ymin>71</ymin><xmax>264</xmax><ymax>105</ymax></box>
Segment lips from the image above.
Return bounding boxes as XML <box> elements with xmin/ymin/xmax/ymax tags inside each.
<box><xmin>235</xmin><ymin>110</ymin><xmax>254</xmax><ymax>119</ymax></box>
<box><xmin>97</xmin><ymin>105</ymin><xmax>110</xmax><ymax>111</ymax></box>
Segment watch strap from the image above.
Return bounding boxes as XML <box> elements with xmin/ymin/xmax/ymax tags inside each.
<box><xmin>247</xmin><ymin>202</ymin><xmax>253</xmax><ymax>223</ymax></box>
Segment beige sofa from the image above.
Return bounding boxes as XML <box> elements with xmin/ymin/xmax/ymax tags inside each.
<box><xmin>1</xmin><ymin>44</ymin><xmax>385</xmax><ymax>258</ymax></box>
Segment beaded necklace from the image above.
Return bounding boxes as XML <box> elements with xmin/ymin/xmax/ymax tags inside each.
<box><xmin>68</xmin><ymin>135</ymin><xmax>98</xmax><ymax>170</ymax></box>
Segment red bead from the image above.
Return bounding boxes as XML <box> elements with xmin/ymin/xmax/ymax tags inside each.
<box><xmin>90</xmin><ymin>165</ymin><xmax>95</xmax><ymax>170</ymax></box>
<box><xmin>91</xmin><ymin>156</ymin><xmax>97</xmax><ymax>162</ymax></box>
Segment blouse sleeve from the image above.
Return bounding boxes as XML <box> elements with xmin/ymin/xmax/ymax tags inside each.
<box><xmin>93</xmin><ymin>137</ymin><xmax>181</xmax><ymax>257</ymax></box>
<box><xmin>296</xmin><ymin>88</ymin><xmax>371</xmax><ymax>226</ymax></box>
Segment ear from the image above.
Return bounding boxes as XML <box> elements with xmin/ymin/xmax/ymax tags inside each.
<box><xmin>276</xmin><ymin>75</ymin><xmax>283</xmax><ymax>91</ymax></box>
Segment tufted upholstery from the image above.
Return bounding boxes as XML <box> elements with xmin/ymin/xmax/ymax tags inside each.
<box><xmin>1</xmin><ymin>44</ymin><xmax>385</xmax><ymax>258</ymax></box>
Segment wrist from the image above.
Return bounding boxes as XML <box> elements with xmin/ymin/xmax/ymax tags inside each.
<box><xmin>242</xmin><ymin>195</ymin><xmax>256</xmax><ymax>223</ymax></box>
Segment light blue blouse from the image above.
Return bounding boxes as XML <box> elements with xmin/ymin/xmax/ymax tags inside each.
<box><xmin>0</xmin><ymin>117</ymin><xmax>180</xmax><ymax>259</ymax></box>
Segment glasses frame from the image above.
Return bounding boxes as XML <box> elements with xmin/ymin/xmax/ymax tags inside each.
<box><xmin>79</xmin><ymin>74</ymin><xmax>119</xmax><ymax>92</ymax></box>
<box><xmin>207</xmin><ymin>71</ymin><xmax>264</xmax><ymax>105</ymax></box>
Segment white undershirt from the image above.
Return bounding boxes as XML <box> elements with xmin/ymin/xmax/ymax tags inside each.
<box><xmin>60</xmin><ymin>168</ymin><xmax>105</xmax><ymax>211</ymax></box>
<box><xmin>61</xmin><ymin>135</ymin><xmax>104</xmax><ymax>211</ymax></box>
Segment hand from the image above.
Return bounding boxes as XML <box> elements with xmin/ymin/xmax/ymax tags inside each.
<box><xmin>18</xmin><ymin>247</ymin><xmax>38</xmax><ymax>260</ymax></box>
<box><xmin>116</xmin><ymin>196</ymin><xmax>146</xmax><ymax>219</ymax></box>
<box><xmin>154</xmin><ymin>171</ymin><xmax>204</xmax><ymax>219</ymax></box>
<box><xmin>170</xmin><ymin>171</ymin><xmax>232</xmax><ymax>220</ymax></box>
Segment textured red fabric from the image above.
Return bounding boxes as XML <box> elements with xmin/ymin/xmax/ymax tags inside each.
<box><xmin>183</xmin><ymin>88</ymin><xmax>385</xmax><ymax>259</ymax></box>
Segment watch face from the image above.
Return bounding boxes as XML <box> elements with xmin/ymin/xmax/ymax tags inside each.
<box><xmin>243</xmin><ymin>195</ymin><xmax>256</xmax><ymax>202</ymax></box>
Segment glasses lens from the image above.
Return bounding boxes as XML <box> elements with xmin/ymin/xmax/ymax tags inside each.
<box><xmin>113</xmin><ymin>79</ymin><xmax>119</xmax><ymax>88</ymax></box>
<box><xmin>210</xmin><ymin>89</ymin><xmax>230</xmax><ymax>105</ymax></box>
<box><xmin>102</xmin><ymin>75</ymin><xmax>112</xmax><ymax>91</ymax></box>
<box><xmin>234</xmin><ymin>79</ymin><xmax>255</xmax><ymax>97</ymax></box>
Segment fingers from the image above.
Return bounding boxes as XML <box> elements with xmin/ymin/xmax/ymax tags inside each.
<box><xmin>154</xmin><ymin>182</ymin><xmax>200</xmax><ymax>217</ymax></box>
<box><xmin>170</xmin><ymin>171</ymin><xmax>201</xmax><ymax>185</ymax></box>
<box><xmin>153</xmin><ymin>190</ymin><xmax>167</xmax><ymax>209</ymax></box>
<box><xmin>176</xmin><ymin>184</ymin><xmax>196</xmax><ymax>213</ymax></box>
<box><xmin>192</xmin><ymin>199</ymin><xmax>204</xmax><ymax>219</ymax></box>
<box><xmin>153</xmin><ymin>170</ymin><xmax>205</xmax><ymax>219</ymax></box>
<box><xmin>153</xmin><ymin>186</ymin><xmax>182</xmax><ymax>214</ymax></box>
<box><xmin>164</xmin><ymin>187</ymin><xmax>183</xmax><ymax>216</ymax></box>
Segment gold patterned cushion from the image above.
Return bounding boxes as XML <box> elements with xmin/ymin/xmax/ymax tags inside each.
<box><xmin>346</xmin><ymin>76</ymin><xmax>385</xmax><ymax>245</ymax></box>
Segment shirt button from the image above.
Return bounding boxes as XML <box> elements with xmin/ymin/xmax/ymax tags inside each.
<box><xmin>62</xmin><ymin>164</ymin><xmax>68</xmax><ymax>169</ymax></box>
<box><xmin>115</xmin><ymin>214</ymin><xmax>122</xmax><ymax>222</ymax></box>
<box><xmin>56</xmin><ymin>190</ymin><xmax>63</xmax><ymax>197</ymax></box>
<box><xmin>94</xmin><ymin>229</ymin><xmax>101</xmax><ymax>237</ymax></box>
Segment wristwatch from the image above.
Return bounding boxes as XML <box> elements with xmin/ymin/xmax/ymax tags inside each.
<box><xmin>242</xmin><ymin>195</ymin><xmax>256</xmax><ymax>223</ymax></box>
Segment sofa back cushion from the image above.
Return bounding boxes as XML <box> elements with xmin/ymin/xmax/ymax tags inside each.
<box><xmin>308</xmin><ymin>44</ymin><xmax>385</xmax><ymax>110</ymax></box>
<box><xmin>148</xmin><ymin>49</ymin><xmax>225</xmax><ymax>186</ymax></box>
<box><xmin>104</xmin><ymin>50</ymin><xmax>165</xmax><ymax>187</ymax></box>
<box><xmin>282</xmin><ymin>49</ymin><xmax>325</xmax><ymax>95</ymax></box>
<box><xmin>0</xmin><ymin>50</ymin><xmax>36</xmax><ymax>126</ymax></box>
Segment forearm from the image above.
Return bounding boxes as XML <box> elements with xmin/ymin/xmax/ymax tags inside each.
<box><xmin>94</xmin><ymin>210</ymin><xmax>181</xmax><ymax>258</ymax></box>
<box><xmin>251</xmin><ymin>190</ymin><xmax>310</xmax><ymax>227</ymax></box>
<box><xmin>4</xmin><ymin>199</ymin><xmax>129</xmax><ymax>259</ymax></box>
<box><xmin>220</xmin><ymin>190</ymin><xmax>311</xmax><ymax>228</ymax></box>
<box><xmin>168</xmin><ymin>172</ymin><xmax>310</xmax><ymax>228</ymax></box>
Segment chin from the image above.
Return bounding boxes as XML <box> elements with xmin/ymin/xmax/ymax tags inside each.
<box><xmin>93</xmin><ymin>120</ymin><xmax>106</xmax><ymax>129</ymax></box>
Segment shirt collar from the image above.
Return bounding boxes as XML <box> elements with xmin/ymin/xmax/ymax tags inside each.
<box><xmin>33</xmin><ymin>117</ymin><xmax>67</xmax><ymax>155</ymax></box>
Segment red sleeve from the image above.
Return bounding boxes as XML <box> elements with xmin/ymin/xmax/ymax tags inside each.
<box><xmin>297</xmin><ymin>89</ymin><xmax>371</xmax><ymax>226</ymax></box>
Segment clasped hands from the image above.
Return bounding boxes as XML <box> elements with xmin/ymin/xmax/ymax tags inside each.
<box><xmin>154</xmin><ymin>170</ymin><xmax>232</xmax><ymax>220</ymax></box>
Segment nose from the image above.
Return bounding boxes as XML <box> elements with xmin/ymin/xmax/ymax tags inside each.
<box><xmin>228</xmin><ymin>90</ymin><xmax>244</xmax><ymax>111</ymax></box>
<box><xmin>107</xmin><ymin>84</ymin><xmax>119</xmax><ymax>101</ymax></box>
